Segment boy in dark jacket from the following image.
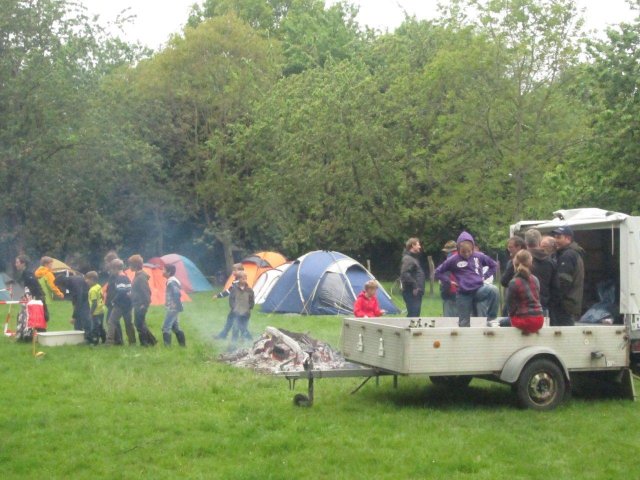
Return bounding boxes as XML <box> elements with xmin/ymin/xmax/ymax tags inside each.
<box><xmin>162</xmin><ymin>264</ymin><xmax>185</xmax><ymax>347</ymax></box>
<box><xmin>129</xmin><ymin>255</ymin><xmax>156</xmax><ymax>346</ymax></box>
<box><xmin>56</xmin><ymin>274</ymin><xmax>95</xmax><ymax>344</ymax></box>
<box><xmin>105</xmin><ymin>259</ymin><xmax>136</xmax><ymax>346</ymax></box>
<box><xmin>229</xmin><ymin>271</ymin><xmax>254</xmax><ymax>345</ymax></box>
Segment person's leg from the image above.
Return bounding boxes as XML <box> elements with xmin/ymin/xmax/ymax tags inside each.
<box><xmin>443</xmin><ymin>298</ymin><xmax>457</xmax><ymax>317</ymax></box>
<box><xmin>162</xmin><ymin>311</ymin><xmax>177</xmax><ymax>346</ymax></box>
<box><xmin>105</xmin><ymin>307</ymin><xmax>121</xmax><ymax>345</ymax></box>
<box><xmin>239</xmin><ymin>315</ymin><xmax>251</xmax><ymax>341</ymax></box>
<box><xmin>455</xmin><ymin>292</ymin><xmax>474</xmax><ymax>327</ymax></box>
<box><xmin>474</xmin><ymin>284</ymin><xmax>499</xmax><ymax>321</ymax></box>
<box><xmin>123</xmin><ymin>308</ymin><xmax>136</xmax><ymax>345</ymax></box>
<box><xmin>172</xmin><ymin>317</ymin><xmax>186</xmax><ymax>347</ymax></box>
<box><xmin>215</xmin><ymin>312</ymin><xmax>235</xmax><ymax>339</ymax></box>
<box><xmin>403</xmin><ymin>290</ymin><xmax>422</xmax><ymax>317</ymax></box>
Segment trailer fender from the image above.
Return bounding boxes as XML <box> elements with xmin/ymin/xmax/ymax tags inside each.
<box><xmin>500</xmin><ymin>347</ymin><xmax>570</xmax><ymax>384</ymax></box>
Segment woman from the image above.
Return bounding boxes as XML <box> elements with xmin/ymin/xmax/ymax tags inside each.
<box><xmin>504</xmin><ymin>250</ymin><xmax>544</xmax><ymax>334</ymax></box>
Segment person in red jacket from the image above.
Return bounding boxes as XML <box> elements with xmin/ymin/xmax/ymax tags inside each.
<box><xmin>353</xmin><ymin>280</ymin><xmax>386</xmax><ymax>318</ymax></box>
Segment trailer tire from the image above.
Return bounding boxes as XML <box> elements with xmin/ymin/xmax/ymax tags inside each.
<box><xmin>429</xmin><ymin>375</ymin><xmax>472</xmax><ymax>389</ymax></box>
<box><xmin>516</xmin><ymin>358</ymin><xmax>566</xmax><ymax>411</ymax></box>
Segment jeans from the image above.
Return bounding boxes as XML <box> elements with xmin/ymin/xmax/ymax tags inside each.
<box><xmin>106</xmin><ymin>305</ymin><xmax>136</xmax><ymax>345</ymax></box>
<box><xmin>443</xmin><ymin>298</ymin><xmax>457</xmax><ymax>317</ymax></box>
<box><xmin>230</xmin><ymin>313</ymin><xmax>252</xmax><ymax>342</ymax></box>
<box><xmin>403</xmin><ymin>290</ymin><xmax>423</xmax><ymax>317</ymax></box>
<box><xmin>456</xmin><ymin>284</ymin><xmax>499</xmax><ymax>327</ymax></box>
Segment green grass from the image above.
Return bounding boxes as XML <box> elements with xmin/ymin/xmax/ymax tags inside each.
<box><xmin>0</xmin><ymin>290</ymin><xmax>638</xmax><ymax>479</ymax></box>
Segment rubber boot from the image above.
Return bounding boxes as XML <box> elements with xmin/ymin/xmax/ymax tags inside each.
<box><xmin>175</xmin><ymin>330</ymin><xmax>186</xmax><ymax>347</ymax></box>
<box><xmin>163</xmin><ymin>332</ymin><xmax>172</xmax><ymax>346</ymax></box>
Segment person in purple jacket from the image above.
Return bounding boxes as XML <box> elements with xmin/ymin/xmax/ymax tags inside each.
<box><xmin>435</xmin><ymin>231</ymin><xmax>499</xmax><ymax>327</ymax></box>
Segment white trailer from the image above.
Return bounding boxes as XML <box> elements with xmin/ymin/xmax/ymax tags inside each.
<box><xmin>340</xmin><ymin>316</ymin><xmax>634</xmax><ymax>410</ymax></box>
<box><xmin>286</xmin><ymin>208</ymin><xmax>639</xmax><ymax>410</ymax></box>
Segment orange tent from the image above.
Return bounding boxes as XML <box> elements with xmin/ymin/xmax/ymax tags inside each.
<box><xmin>124</xmin><ymin>264</ymin><xmax>191</xmax><ymax>306</ymax></box>
<box><xmin>223</xmin><ymin>251</ymin><xmax>287</xmax><ymax>289</ymax></box>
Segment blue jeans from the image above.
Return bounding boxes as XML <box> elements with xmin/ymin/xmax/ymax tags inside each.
<box><xmin>162</xmin><ymin>310</ymin><xmax>183</xmax><ymax>335</ymax></box>
<box><xmin>403</xmin><ymin>290</ymin><xmax>423</xmax><ymax>317</ymax></box>
<box><xmin>230</xmin><ymin>313</ymin><xmax>252</xmax><ymax>342</ymax></box>
<box><xmin>456</xmin><ymin>284</ymin><xmax>499</xmax><ymax>327</ymax></box>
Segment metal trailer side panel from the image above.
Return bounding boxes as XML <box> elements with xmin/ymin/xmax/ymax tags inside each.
<box><xmin>620</xmin><ymin>216</ymin><xmax>640</xmax><ymax>315</ymax></box>
<box><xmin>342</xmin><ymin>318</ymin><xmax>628</xmax><ymax>375</ymax></box>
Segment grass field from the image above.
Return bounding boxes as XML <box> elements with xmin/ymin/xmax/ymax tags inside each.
<box><xmin>1</xmin><ymin>289</ymin><xmax>638</xmax><ymax>479</ymax></box>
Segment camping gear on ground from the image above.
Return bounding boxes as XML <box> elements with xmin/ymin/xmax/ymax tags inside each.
<box><xmin>147</xmin><ymin>254</ymin><xmax>212</xmax><ymax>293</ymax></box>
<box><xmin>580</xmin><ymin>280</ymin><xmax>618</xmax><ymax>324</ymax></box>
<box><xmin>37</xmin><ymin>331</ymin><xmax>86</xmax><ymax>346</ymax></box>
<box><xmin>261</xmin><ymin>250</ymin><xmax>400</xmax><ymax>315</ymax></box>
<box><xmin>222</xmin><ymin>251</ymin><xmax>288</xmax><ymax>290</ymax></box>
<box><xmin>15</xmin><ymin>299</ymin><xmax>46</xmax><ymax>342</ymax></box>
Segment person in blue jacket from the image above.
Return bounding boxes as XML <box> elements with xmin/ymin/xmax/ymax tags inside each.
<box><xmin>435</xmin><ymin>231</ymin><xmax>499</xmax><ymax>327</ymax></box>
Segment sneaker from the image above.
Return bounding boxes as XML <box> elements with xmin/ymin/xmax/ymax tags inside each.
<box><xmin>487</xmin><ymin>320</ymin><xmax>500</xmax><ymax>328</ymax></box>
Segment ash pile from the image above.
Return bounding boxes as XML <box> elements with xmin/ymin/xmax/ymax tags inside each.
<box><xmin>220</xmin><ymin>326</ymin><xmax>348</xmax><ymax>373</ymax></box>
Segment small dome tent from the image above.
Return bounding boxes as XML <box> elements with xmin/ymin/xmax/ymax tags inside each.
<box><xmin>261</xmin><ymin>251</ymin><xmax>399</xmax><ymax>315</ymax></box>
<box><xmin>147</xmin><ymin>254</ymin><xmax>212</xmax><ymax>293</ymax></box>
<box><xmin>223</xmin><ymin>251</ymin><xmax>288</xmax><ymax>289</ymax></box>
<box><xmin>253</xmin><ymin>263</ymin><xmax>291</xmax><ymax>304</ymax></box>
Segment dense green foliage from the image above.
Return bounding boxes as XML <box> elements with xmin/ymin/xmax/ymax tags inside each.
<box><xmin>1</xmin><ymin>0</ymin><xmax>639</xmax><ymax>274</ymax></box>
<box><xmin>1</xmin><ymin>294</ymin><xmax>638</xmax><ymax>479</ymax></box>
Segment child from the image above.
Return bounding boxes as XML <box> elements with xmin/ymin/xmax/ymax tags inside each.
<box><xmin>503</xmin><ymin>250</ymin><xmax>544</xmax><ymax>334</ymax></box>
<box><xmin>129</xmin><ymin>255</ymin><xmax>156</xmax><ymax>346</ymax></box>
<box><xmin>163</xmin><ymin>264</ymin><xmax>186</xmax><ymax>346</ymax></box>
<box><xmin>353</xmin><ymin>280</ymin><xmax>385</xmax><ymax>318</ymax></box>
<box><xmin>56</xmin><ymin>273</ymin><xmax>93</xmax><ymax>344</ymax></box>
<box><xmin>213</xmin><ymin>263</ymin><xmax>244</xmax><ymax>339</ymax></box>
<box><xmin>85</xmin><ymin>271</ymin><xmax>107</xmax><ymax>344</ymax></box>
<box><xmin>105</xmin><ymin>259</ymin><xmax>136</xmax><ymax>346</ymax></box>
<box><xmin>33</xmin><ymin>256</ymin><xmax>65</xmax><ymax>324</ymax></box>
<box><xmin>228</xmin><ymin>271</ymin><xmax>254</xmax><ymax>344</ymax></box>
<box><xmin>434</xmin><ymin>231</ymin><xmax>499</xmax><ymax>327</ymax></box>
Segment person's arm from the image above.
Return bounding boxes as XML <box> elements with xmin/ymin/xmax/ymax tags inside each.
<box><xmin>249</xmin><ymin>288</ymin><xmax>255</xmax><ymax>310</ymax></box>
<box><xmin>353</xmin><ymin>296</ymin><xmax>366</xmax><ymax>317</ymax></box>
<box><xmin>500</xmin><ymin>260</ymin><xmax>514</xmax><ymax>288</ymax></box>
<box><xmin>556</xmin><ymin>251</ymin><xmax>577</xmax><ymax>293</ymax></box>
<box><xmin>434</xmin><ymin>257</ymin><xmax>453</xmax><ymax>284</ymax></box>
<box><xmin>46</xmin><ymin>271</ymin><xmax>65</xmax><ymax>298</ymax></box>
<box><xmin>506</xmin><ymin>279</ymin><xmax>517</xmax><ymax>317</ymax></box>
<box><xmin>482</xmin><ymin>254</ymin><xmax>498</xmax><ymax>280</ymax></box>
<box><xmin>399</xmin><ymin>256</ymin><xmax>415</xmax><ymax>290</ymax></box>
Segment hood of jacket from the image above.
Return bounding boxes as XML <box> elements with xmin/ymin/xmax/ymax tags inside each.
<box><xmin>456</xmin><ymin>231</ymin><xmax>475</xmax><ymax>246</ymax></box>
<box><xmin>529</xmin><ymin>247</ymin><xmax>550</xmax><ymax>261</ymax></box>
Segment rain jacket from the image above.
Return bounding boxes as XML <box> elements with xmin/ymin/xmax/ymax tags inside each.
<box><xmin>165</xmin><ymin>276</ymin><xmax>183</xmax><ymax>313</ymax></box>
<box><xmin>131</xmin><ymin>270</ymin><xmax>151</xmax><ymax>310</ymax></box>
<box><xmin>434</xmin><ymin>231</ymin><xmax>497</xmax><ymax>294</ymax></box>
<box><xmin>555</xmin><ymin>241</ymin><xmax>585</xmax><ymax>315</ymax></box>
<box><xmin>35</xmin><ymin>266</ymin><xmax>64</xmax><ymax>301</ymax></box>
<box><xmin>353</xmin><ymin>291</ymin><xmax>382</xmax><ymax>318</ymax></box>
<box><xmin>88</xmin><ymin>283</ymin><xmax>105</xmax><ymax>316</ymax></box>
<box><xmin>400</xmin><ymin>250</ymin><xmax>425</xmax><ymax>293</ymax></box>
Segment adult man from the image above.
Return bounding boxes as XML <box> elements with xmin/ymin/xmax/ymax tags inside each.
<box><xmin>524</xmin><ymin>228</ymin><xmax>556</xmax><ymax>315</ymax></box>
<box><xmin>550</xmin><ymin>226</ymin><xmax>584</xmax><ymax>326</ymax></box>
<box><xmin>400</xmin><ymin>238</ymin><xmax>426</xmax><ymax>317</ymax></box>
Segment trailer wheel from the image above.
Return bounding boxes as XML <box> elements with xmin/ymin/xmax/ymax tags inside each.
<box><xmin>429</xmin><ymin>376</ymin><xmax>472</xmax><ymax>389</ymax></box>
<box><xmin>516</xmin><ymin>358</ymin><xmax>566</xmax><ymax>411</ymax></box>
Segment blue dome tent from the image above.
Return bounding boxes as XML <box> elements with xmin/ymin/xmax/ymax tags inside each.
<box><xmin>261</xmin><ymin>251</ymin><xmax>399</xmax><ymax>315</ymax></box>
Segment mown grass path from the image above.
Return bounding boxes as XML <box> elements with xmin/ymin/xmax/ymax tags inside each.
<box><xmin>1</xmin><ymin>291</ymin><xmax>638</xmax><ymax>479</ymax></box>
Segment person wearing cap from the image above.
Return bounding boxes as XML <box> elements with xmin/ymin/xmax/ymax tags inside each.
<box><xmin>439</xmin><ymin>240</ymin><xmax>458</xmax><ymax>317</ymax></box>
<box><xmin>549</xmin><ymin>225</ymin><xmax>584</xmax><ymax>326</ymax></box>
<box><xmin>400</xmin><ymin>238</ymin><xmax>426</xmax><ymax>317</ymax></box>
